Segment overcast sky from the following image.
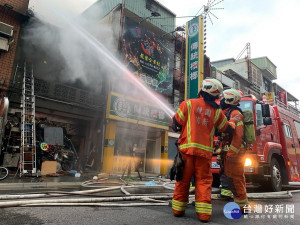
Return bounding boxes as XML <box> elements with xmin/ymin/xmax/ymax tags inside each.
<box><xmin>29</xmin><ymin>0</ymin><xmax>300</xmax><ymax>102</ymax></box>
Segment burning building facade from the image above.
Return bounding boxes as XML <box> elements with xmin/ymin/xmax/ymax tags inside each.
<box><xmin>0</xmin><ymin>0</ymin><xmax>186</xmax><ymax>176</ymax></box>
<box><xmin>83</xmin><ymin>0</ymin><xmax>181</xmax><ymax>175</ymax></box>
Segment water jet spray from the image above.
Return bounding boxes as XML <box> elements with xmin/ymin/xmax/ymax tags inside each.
<box><xmin>32</xmin><ymin>0</ymin><xmax>175</xmax><ymax>119</ymax></box>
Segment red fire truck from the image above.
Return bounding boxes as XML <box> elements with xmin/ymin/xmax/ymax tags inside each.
<box><xmin>212</xmin><ymin>95</ymin><xmax>300</xmax><ymax>191</ymax></box>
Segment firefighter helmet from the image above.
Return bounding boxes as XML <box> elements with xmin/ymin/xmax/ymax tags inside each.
<box><xmin>237</xmin><ymin>90</ymin><xmax>244</xmax><ymax>96</ymax></box>
<box><xmin>223</xmin><ymin>88</ymin><xmax>242</xmax><ymax>105</ymax></box>
<box><xmin>201</xmin><ymin>79</ymin><xmax>223</xmax><ymax>97</ymax></box>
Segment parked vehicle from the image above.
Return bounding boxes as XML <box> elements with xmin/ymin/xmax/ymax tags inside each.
<box><xmin>212</xmin><ymin>95</ymin><xmax>300</xmax><ymax>191</ymax></box>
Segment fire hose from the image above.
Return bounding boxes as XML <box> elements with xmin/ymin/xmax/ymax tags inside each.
<box><xmin>0</xmin><ymin>179</ymin><xmax>296</xmax><ymax>208</ymax></box>
<box><xmin>0</xmin><ymin>186</ymin><xmax>123</xmax><ymax>200</ymax></box>
<box><xmin>0</xmin><ymin>195</ymin><xmax>172</xmax><ymax>208</ymax></box>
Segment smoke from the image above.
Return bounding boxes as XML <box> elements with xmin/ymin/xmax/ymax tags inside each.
<box><xmin>23</xmin><ymin>0</ymin><xmax>174</xmax><ymax>117</ymax></box>
<box><xmin>23</xmin><ymin>0</ymin><xmax>121</xmax><ymax>92</ymax></box>
<box><xmin>25</xmin><ymin>1</ymin><xmax>175</xmax><ymax>168</ymax></box>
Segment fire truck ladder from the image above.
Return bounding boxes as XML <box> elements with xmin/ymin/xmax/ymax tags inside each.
<box><xmin>20</xmin><ymin>61</ymin><xmax>37</xmax><ymax>177</ymax></box>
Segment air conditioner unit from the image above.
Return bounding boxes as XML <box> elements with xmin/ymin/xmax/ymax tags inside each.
<box><xmin>0</xmin><ymin>22</ymin><xmax>14</xmax><ymax>38</ymax></box>
<box><xmin>0</xmin><ymin>37</ymin><xmax>9</xmax><ymax>51</ymax></box>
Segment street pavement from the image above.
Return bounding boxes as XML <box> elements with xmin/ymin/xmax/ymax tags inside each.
<box><xmin>0</xmin><ymin>173</ymin><xmax>299</xmax><ymax>224</ymax></box>
<box><xmin>0</xmin><ymin>192</ymin><xmax>299</xmax><ymax>225</ymax></box>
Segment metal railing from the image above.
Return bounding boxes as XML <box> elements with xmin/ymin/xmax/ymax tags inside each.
<box><xmin>274</xmin><ymin>96</ymin><xmax>300</xmax><ymax>117</ymax></box>
<box><xmin>34</xmin><ymin>78</ymin><xmax>104</xmax><ymax>109</ymax></box>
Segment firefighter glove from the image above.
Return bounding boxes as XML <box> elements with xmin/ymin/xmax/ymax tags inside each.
<box><xmin>170</xmin><ymin>152</ymin><xmax>185</xmax><ymax>182</ymax></box>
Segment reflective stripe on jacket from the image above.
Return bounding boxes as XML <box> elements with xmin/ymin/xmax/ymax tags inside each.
<box><xmin>223</xmin><ymin>108</ymin><xmax>244</xmax><ymax>157</ymax></box>
<box><xmin>174</xmin><ymin>97</ymin><xmax>233</xmax><ymax>159</ymax></box>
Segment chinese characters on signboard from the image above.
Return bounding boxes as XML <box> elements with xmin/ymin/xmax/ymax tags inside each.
<box><xmin>185</xmin><ymin>16</ymin><xmax>204</xmax><ymax>99</ymax></box>
<box><xmin>122</xmin><ymin>18</ymin><xmax>174</xmax><ymax>96</ymax></box>
<box><xmin>107</xmin><ymin>92</ymin><xmax>169</xmax><ymax>130</ymax></box>
<box><xmin>278</xmin><ymin>91</ymin><xmax>287</xmax><ymax>105</ymax></box>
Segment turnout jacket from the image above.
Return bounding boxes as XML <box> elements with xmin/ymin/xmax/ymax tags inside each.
<box><xmin>223</xmin><ymin>107</ymin><xmax>244</xmax><ymax>157</ymax></box>
<box><xmin>174</xmin><ymin>97</ymin><xmax>235</xmax><ymax>159</ymax></box>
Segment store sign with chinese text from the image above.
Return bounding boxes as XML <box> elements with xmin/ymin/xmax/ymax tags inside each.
<box><xmin>122</xmin><ymin>18</ymin><xmax>174</xmax><ymax>96</ymax></box>
<box><xmin>278</xmin><ymin>91</ymin><xmax>287</xmax><ymax>105</ymax></box>
<box><xmin>106</xmin><ymin>92</ymin><xmax>169</xmax><ymax>130</ymax></box>
<box><xmin>185</xmin><ymin>16</ymin><xmax>204</xmax><ymax>100</ymax></box>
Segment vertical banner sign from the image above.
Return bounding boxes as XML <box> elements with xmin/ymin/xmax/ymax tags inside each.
<box><xmin>185</xmin><ymin>16</ymin><xmax>204</xmax><ymax>100</ymax></box>
<box><xmin>278</xmin><ymin>91</ymin><xmax>287</xmax><ymax>105</ymax></box>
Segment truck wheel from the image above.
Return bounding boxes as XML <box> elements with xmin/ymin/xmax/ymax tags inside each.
<box><xmin>268</xmin><ymin>158</ymin><xmax>282</xmax><ymax>192</ymax></box>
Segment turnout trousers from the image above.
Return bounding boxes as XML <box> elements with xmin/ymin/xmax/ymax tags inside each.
<box><xmin>172</xmin><ymin>152</ymin><xmax>213</xmax><ymax>221</ymax></box>
<box><xmin>219</xmin><ymin>153</ymin><xmax>233</xmax><ymax>198</ymax></box>
<box><xmin>225</xmin><ymin>156</ymin><xmax>248</xmax><ymax>209</ymax></box>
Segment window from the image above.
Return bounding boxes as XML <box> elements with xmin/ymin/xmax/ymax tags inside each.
<box><xmin>294</xmin><ymin>121</ymin><xmax>300</xmax><ymax>138</ymax></box>
<box><xmin>251</xmin><ymin>65</ymin><xmax>263</xmax><ymax>87</ymax></box>
<box><xmin>294</xmin><ymin>121</ymin><xmax>300</xmax><ymax>144</ymax></box>
<box><xmin>263</xmin><ymin>77</ymin><xmax>271</xmax><ymax>92</ymax></box>
<box><xmin>255</xmin><ymin>104</ymin><xmax>264</xmax><ymax>127</ymax></box>
<box><xmin>283</xmin><ymin>124</ymin><xmax>293</xmax><ymax>138</ymax></box>
<box><xmin>239</xmin><ymin>100</ymin><xmax>263</xmax><ymax>126</ymax></box>
<box><xmin>239</xmin><ymin>100</ymin><xmax>253</xmax><ymax>112</ymax></box>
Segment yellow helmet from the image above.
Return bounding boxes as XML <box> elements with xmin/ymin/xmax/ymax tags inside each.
<box><xmin>223</xmin><ymin>88</ymin><xmax>242</xmax><ymax>105</ymax></box>
<box><xmin>201</xmin><ymin>78</ymin><xmax>223</xmax><ymax>97</ymax></box>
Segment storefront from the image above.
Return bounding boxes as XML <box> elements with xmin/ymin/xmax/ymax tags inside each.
<box><xmin>112</xmin><ymin>122</ymin><xmax>161</xmax><ymax>174</ymax></box>
<box><xmin>1</xmin><ymin>103</ymin><xmax>105</xmax><ymax>175</ymax></box>
<box><xmin>103</xmin><ymin>92</ymin><xmax>169</xmax><ymax>175</ymax></box>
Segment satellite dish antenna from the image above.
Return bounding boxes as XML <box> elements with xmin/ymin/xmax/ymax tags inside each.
<box><xmin>196</xmin><ymin>0</ymin><xmax>224</xmax><ymax>24</ymax></box>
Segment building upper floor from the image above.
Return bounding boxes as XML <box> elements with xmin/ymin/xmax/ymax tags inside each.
<box><xmin>82</xmin><ymin>0</ymin><xmax>176</xmax><ymax>35</ymax></box>
<box><xmin>0</xmin><ymin>0</ymin><xmax>29</xmax><ymax>16</ymax></box>
<box><xmin>211</xmin><ymin>56</ymin><xmax>298</xmax><ymax>111</ymax></box>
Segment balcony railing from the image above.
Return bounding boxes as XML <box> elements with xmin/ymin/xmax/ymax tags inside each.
<box><xmin>274</xmin><ymin>96</ymin><xmax>300</xmax><ymax>117</ymax></box>
<box><xmin>34</xmin><ymin>78</ymin><xmax>104</xmax><ymax>109</ymax></box>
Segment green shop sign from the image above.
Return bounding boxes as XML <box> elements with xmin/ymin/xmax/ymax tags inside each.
<box><xmin>185</xmin><ymin>16</ymin><xmax>204</xmax><ymax>100</ymax></box>
<box><xmin>106</xmin><ymin>92</ymin><xmax>169</xmax><ymax>130</ymax></box>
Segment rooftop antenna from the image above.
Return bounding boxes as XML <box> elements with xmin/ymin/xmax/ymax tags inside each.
<box><xmin>198</xmin><ymin>0</ymin><xmax>225</xmax><ymax>25</ymax></box>
<box><xmin>194</xmin><ymin>0</ymin><xmax>224</xmax><ymax>54</ymax></box>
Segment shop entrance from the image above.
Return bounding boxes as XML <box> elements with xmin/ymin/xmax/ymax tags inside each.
<box><xmin>145</xmin><ymin>140</ymin><xmax>155</xmax><ymax>173</ymax></box>
<box><xmin>114</xmin><ymin>127</ymin><xmax>147</xmax><ymax>173</ymax></box>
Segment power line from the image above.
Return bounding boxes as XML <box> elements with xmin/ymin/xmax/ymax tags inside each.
<box><xmin>195</xmin><ymin>6</ymin><xmax>204</xmax><ymax>17</ymax></box>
